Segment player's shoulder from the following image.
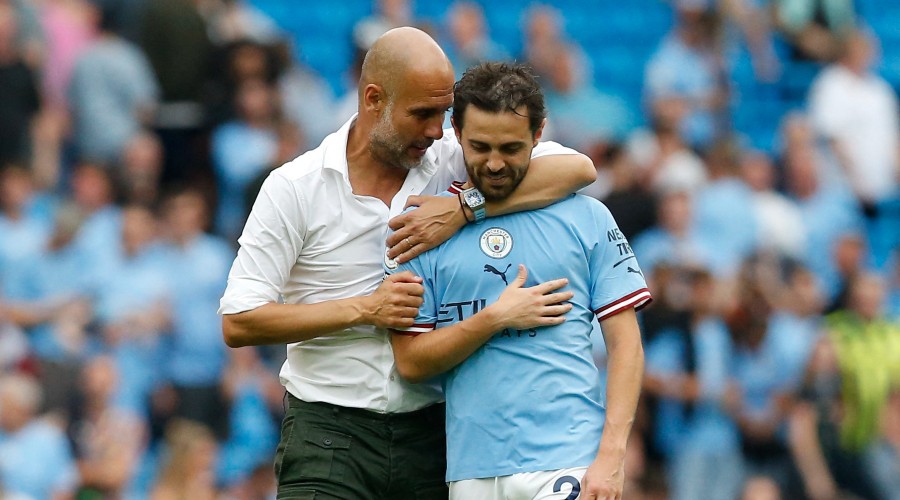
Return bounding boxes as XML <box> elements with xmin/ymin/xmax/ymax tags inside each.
<box><xmin>558</xmin><ymin>193</ymin><xmax>612</xmax><ymax>215</ymax></box>
<box><xmin>271</xmin><ymin>144</ymin><xmax>328</xmax><ymax>182</ymax></box>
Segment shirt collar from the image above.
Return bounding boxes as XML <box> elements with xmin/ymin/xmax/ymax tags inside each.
<box><xmin>322</xmin><ymin>113</ymin><xmax>439</xmax><ymax>180</ymax></box>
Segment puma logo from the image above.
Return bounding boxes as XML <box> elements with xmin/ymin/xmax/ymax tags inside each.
<box><xmin>627</xmin><ymin>266</ymin><xmax>643</xmax><ymax>276</ymax></box>
<box><xmin>484</xmin><ymin>263</ymin><xmax>512</xmax><ymax>285</ymax></box>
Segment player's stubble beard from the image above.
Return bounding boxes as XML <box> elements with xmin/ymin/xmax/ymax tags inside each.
<box><xmin>468</xmin><ymin>160</ymin><xmax>529</xmax><ymax>202</ymax></box>
<box><xmin>370</xmin><ymin>103</ymin><xmax>423</xmax><ymax>171</ymax></box>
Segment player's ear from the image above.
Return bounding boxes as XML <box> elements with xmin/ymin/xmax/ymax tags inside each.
<box><xmin>451</xmin><ymin>115</ymin><xmax>462</xmax><ymax>142</ymax></box>
<box><xmin>363</xmin><ymin>84</ymin><xmax>387</xmax><ymax>114</ymax></box>
<box><xmin>532</xmin><ymin>118</ymin><xmax>546</xmax><ymax>145</ymax></box>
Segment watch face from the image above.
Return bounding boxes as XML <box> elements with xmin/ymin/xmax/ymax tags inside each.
<box><xmin>465</xmin><ymin>190</ymin><xmax>485</xmax><ymax>206</ymax></box>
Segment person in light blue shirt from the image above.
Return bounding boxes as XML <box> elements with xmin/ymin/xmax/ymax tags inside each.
<box><xmin>0</xmin><ymin>373</ymin><xmax>79</xmax><ymax>500</ymax></box>
<box><xmin>159</xmin><ymin>187</ymin><xmax>233</xmax><ymax>436</ymax></box>
<box><xmin>388</xmin><ymin>62</ymin><xmax>650</xmax><ymax>500</ymax></box>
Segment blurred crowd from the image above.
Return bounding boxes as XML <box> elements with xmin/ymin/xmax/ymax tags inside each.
<box><xmin>0</xmin><ymin>0</ymin><xmax>897</xmax><ymax>499</ymax></box>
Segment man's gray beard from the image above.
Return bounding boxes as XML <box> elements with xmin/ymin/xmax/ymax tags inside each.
<box><xmin>369</xmin><ymin>108</ymin><xmax>421</xmax><ymax>171</ymax></box>
<box><xmin>369</xmin><ymin>135</ymin><xmax>420</xmax><ymax>171</ymax></box>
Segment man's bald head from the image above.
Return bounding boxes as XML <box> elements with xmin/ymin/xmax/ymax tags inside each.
<box><xmin>359</xmin><ymin>27</ymin><xmax>454</xmax><ymax>104</ymax></box>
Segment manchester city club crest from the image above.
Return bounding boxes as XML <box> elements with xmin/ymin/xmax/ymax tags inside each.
<box><xmin>480</xmin><ymin>227</ymin><xmax>513</xmax><ymax>259</ymax></box>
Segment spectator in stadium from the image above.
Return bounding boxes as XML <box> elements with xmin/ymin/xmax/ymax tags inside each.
<box><xmin>159</xmin><ymin>187</ymin><xmax>233</xmax><ymax>438</ymax></box>
<box><xmin>150</xmin><ymin>419</ymin><xmax>220</xmax><ymax>500</ymax></box>
<box><xmin>631</xmin><ymin>189</ymin><xmax>713</xmax><ymax>276</ymax></box>
<box><xmin>219</xmin><ymin>27</ymin><xmax>595</xmax><ymax>499</ymax></box>
<box><xmin>644</xmin><ymin>0</ymin><xmax>730</xmax><ymax>151</ymax></box>
<box><xmin>724</xmin><ymin>256</ymin><xmax>800</xmax><ymax>494</ymax></box>
<box><xmin>544</xmin><ymin>41</ymin><xmax>636</xmax><ymax>151</ymax></box>
<box><xmin>642</xmin><ymin>267</ymin><xmax>744</xmax><ymax>500</ymax></box>
<box><xmin>442</xmin><ymin>1</ymin><xmax>509</xmax><ymax>78</ymax></box>
<box><xmin>388</xmin><ymin>60</ymin><xmax>649</xmax><ymax>500</ymax></box>
<box><xmin>521</xmin><ymin>3</ymin><xmax>591</xmax><ymax>85</ymax></box>
<box><xmin>0</xmin><ymin>164</ymin><xmax>51</xmax><ymax>299</ymax></box>
<box><xmin>0</xmin><ymin>2</ymin><xmax>40</xmax><ymax>168</ymax></box>
<box><xmin>0</xmin><ymin>372</ymin><xmax>80</xmax><ymax>500</ymax></box>
<box><xmin>592</xmin><ymin>145</ymin><xmax>658</xmax><ymax>241</ymax></box>
<box><xmin>692</xmin><ymin>139</ymin><xmax>759</xmax><ymax>276</ymax></box>
<box><xmin>203</xmin><ymin>0</ymin><xmax>282</xmax><ymax>46</ymax></box>
<box><xmin>119</xmin><ymin>131</ymin><xmax>164</xmax><ymax>206</ymax></box>
<box><xmin>93</xmin><ymin>203</ymin><xmax>169</xmax><ymax>416</ymax></box>
<box><xmin>781</xmin><ymin>116</ymin><xmax>865</xmax><ymax>302</ymax></box>
<box><xmin>808</xmin><ymin>30</ymin><xmax>900</xmax><ymax>213</ymax></box>
<box><xmin>773</xmin><ymin>0</ymin><xmax>856</xmax><ymax>62</ymax></box>
<box><xmin>790</xmin><ymin>271</ymin><xmax>899</xmax><ymax>499</ymax></box>
<box><xmin>6</xmin><ymin>201</ymin><xmax>98</xmax><ymax>412</ymax></box>
<box><xmin>740</xmin><ymin>150</ymin><xmax>806</xmax><ymax>259</ymax></box>
<box><xmin>626</xmin><ymin>96</ymin><xmax>708</xmax><ymax>196</ymax></box>
<box><xmin>67</xmin><ymin>355</ymin><xmax>146</xmax><ymax>498</ymax></box>
<box><xmin>67</xmin><ymin>3</ymin><xmax>159</xmax><ymax>165</ymax></box>
<box><xmin>138</xmin><ymin>0</ymin><xmax>213</xmax><ymax>187</ymax></box>
<box><xmin>216</xmin><ymin>346</ymin><xmax>280</xmax><ymax>491</ymax></box>
<box><xmin>211</xmin><ymin>76</ymin><xmax>282</xmax><ymax>240</ymax></box>
<box><xmin>276</xmin><ymin>39</ymin><xmax>334</xmax><ymax>147</ymax></box>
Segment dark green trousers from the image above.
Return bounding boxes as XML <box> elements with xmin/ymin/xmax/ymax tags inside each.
<box><xmin>274</xmin><ymin>394</ymin><xmax>448</xmax><ymax>500</ymax></box>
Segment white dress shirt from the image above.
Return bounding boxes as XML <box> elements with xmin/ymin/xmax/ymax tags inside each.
<box><xmin>219</xmin><ymin>116</ymin><xmax>579</xmax><ymax>413</ymax></box>
<box><xmin>809</xmin><ymin>65</ymin><xmax>899</xmax><ymax>203</ymax></box>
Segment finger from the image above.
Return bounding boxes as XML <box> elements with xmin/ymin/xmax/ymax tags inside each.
<box><xmin>394</xmin><ymin>243</ymin><xmax>426</xmax><ymax>264</ymax></box>
<box><xmin>509</xmin><ymin>264</ymin><xmax>527</xmax><ymax>288</ymax></box>
<box><xmin>391</xmin><ymin>282</ymin><xmax>425</xmax><ymax>295</ymax></box>
<box><xmin>392</xmin><ymin>295</ymin><xmax>425</xmax><ymax>308</ymax></box>
<box><xmin>541</xmin><ymin>291</ymin><xmax>575</xmax><ymax>305</ymax></box>
<box><xmin>393</xmin><ymin>306</ymin><xmax>422</xmax><ymax>319</ymax></box>
<box><xmin>386</xmin><ymin>229</ymin><xmax>411</xmax><ymax>253</ymax></box>
<box><xmin>404</xmin><ymin>195</ymin><xmax>423</xmax><ymax>210</ymax></box>
<box><xmin>387</xmin><ymin>271</ymin><xmax>423</xmax><ymax>284</ymax></box>
<box><xmin>536</xmin><ymin>315</ymin><xmax>567</xmax><ymax>326</ymax></box>
<box><xmin>532</xmin><ymin>277</ymin><xmax>569</xmax><ymax>293</ymax></box>
<box><xmin>387</xmin><ymin>212</ymin><xmax>409</xmax><ymax>232</ymax></box>
<box><xmin>390</xmin><ymin>316</ymin><xmax>416</xmax><ymax>328</ymax></box>
<box><xmin>540</xmin><ymin>304</ymin><xmax>573</xmax><ymax>316</ymax></box>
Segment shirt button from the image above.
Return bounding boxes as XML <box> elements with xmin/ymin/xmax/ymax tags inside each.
<box><xmin>390</xmin><ymin>375</ymin><xmax>395</xmax><ymax>381</ymax></box>
<box><xmin>323</xmin><ymin>438</ymin><xmax>333</xmax><ymax>446</ymax></box>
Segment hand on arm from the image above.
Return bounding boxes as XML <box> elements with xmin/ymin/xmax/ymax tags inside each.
<box><xmin>223</xmin><ymin>271</ymin><xmax>424</xmax><ymax>347</ymax></box>
<box><xmin>582</xmin><ymin>308</ymin><xmax>644</xmax><ymax>500</ymax></box>
<box><xmin>386</xmin><ymin>195</ymin><xmax>468</xmax><ymax>263</ymax></box>
<box><xmin>390</xmin><ymin>265</ymin><xmax>573</xmax><ymax>382</ymax></box>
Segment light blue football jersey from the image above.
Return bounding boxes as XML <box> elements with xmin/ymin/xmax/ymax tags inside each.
<box><xmin>386</xmin><ymin>190</ymin><xmax>651</xmax><ymax>481</ymax></box>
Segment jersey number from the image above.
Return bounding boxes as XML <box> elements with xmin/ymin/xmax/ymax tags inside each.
<box><xmin>553</xmin><ymin>476</ymin><xmax>581</xmax><ymax>500</ymax></box>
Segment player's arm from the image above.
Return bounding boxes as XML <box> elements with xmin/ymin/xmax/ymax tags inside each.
<box><xmin>582</xmin><ymin>307</ymin><xmax>645</xmax><ymax>500</ymax></box>
<box><xmin>387</xmin><ymin>151</ymin><xmax>595</xmax><ymax>262</ymax></box>
<box><xmin>223</xmin><ymin>271</ymin><xmax>424</xmax><ymax>347</ymax></box>
<box><xmin>221</xmin><ymin>174</ymin><xmax>426</xmax><ymax>347</ymax></box>
<box><xmin>390</xmin><ymin>265</ymin><xmax>573</xmax><ymax>383</ymax></box>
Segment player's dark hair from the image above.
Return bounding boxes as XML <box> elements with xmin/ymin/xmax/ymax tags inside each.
<box><xmin>452</xmin><ymin>62</ymin><xmax>546</xmax><ymax>136</ymax></box>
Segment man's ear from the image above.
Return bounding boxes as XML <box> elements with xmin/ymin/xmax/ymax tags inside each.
<box><xmin>363</xmin><ymin>84</ymin><xmax>386</xmax><ymax>113</ymax></box>
<box><xmin>451</xmin><ymin>115</ymin><xmax>462</xmax><ymax>142</ymax></box>
<box><xmin>533</xmin><ymin>118</ymin><xmax>546</xmax><ymax>145</ymax></box>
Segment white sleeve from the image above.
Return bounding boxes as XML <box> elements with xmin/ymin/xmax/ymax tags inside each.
<box><xmin>808</xmin><ymin>71</ymin><xmax>845</xmax><ymax>138</ymax></box>
<box><xmin>532</xmin><ymin>140</ymin><xmax>581</xmax><ymax>158</ymax></box>
<box><xmin>218</xmin><ymin>172</ymin><xmax>307</xmax><ymax>314</ymax></box>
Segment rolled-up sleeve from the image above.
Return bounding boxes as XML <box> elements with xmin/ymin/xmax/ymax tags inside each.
<box><xmin>218</xmin><ymin>172</ymin><xmax>307</xmax><ymax>314</ymax></box>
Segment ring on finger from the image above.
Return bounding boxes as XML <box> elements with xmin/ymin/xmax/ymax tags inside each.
<box><xmin>405</xmin><ymin>237</ymin><xmax>413</xmax><ymax>250</ymax></box>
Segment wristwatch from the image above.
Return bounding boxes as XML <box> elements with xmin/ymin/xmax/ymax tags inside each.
<box><xmin>461</xmin><ymin>186</ymin><xmax>486</xmax><ymax>223</ymax></box>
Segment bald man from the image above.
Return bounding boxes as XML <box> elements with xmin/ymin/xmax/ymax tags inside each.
<box><xmin>219</xmin><ymin>27</ymin><xmax>595</xmax><ymax>499</ymax></box>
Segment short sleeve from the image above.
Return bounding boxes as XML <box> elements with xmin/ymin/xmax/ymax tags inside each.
<box><xmin>219</xmin><ymin>172</ymin><xmax>307</xmax><ymax>314</ymax></box>
<box><xmin>588</xmin><ymin>202</ymin><xmax>652</xmax><ymax>321</ymax></box>
<box><xmin>531</xmin><ymin>140</ymin><xmax>581</xmax><ymax>158</ymax></box>
<box><xmin>384</xmin><ymin>252</ymin><xmax>438</xmax><ymax>335</ymax></box>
